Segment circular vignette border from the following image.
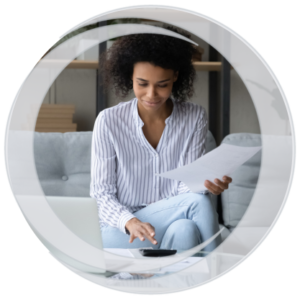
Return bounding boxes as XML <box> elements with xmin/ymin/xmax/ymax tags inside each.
<box><xmin>5</xmin><ymin>4</ymin><xmax>295</xmax><ymax>294</ymax></box>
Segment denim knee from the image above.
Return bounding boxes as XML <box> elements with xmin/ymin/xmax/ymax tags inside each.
<box><xmin>160</xmin><ymin>219</ymin><xmax>201</xmax><ymax>250</ymax></box>
<box><xmin>188</xmin><ymin>192</ymin><xmax>210</xmax><ymax>201</ymax></box>
<box><xmin>168</xmin><ymin>219</ymin><xmax>200</xmax><ymax>237</ymax></box>
<box><xmin>185</xmin><ymin>193</ymin><xmax>214</xmax><ymax>211</ymax></box>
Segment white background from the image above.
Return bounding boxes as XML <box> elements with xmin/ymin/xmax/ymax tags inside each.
<box><xmin>1</xmin><ymin>0</ymin><xmax>299</xmax><ymax>299</ymax></box>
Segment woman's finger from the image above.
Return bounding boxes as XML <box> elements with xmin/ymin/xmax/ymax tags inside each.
<box><xmin>205</xmin><ymin>180</ymin><xmax>219</xmax><ymax>194</ymax></box>
<box><xmin>214</xmin><ymin>178</ymin><xmax>229</xmax><ymax>190</ymax></box>
<box><xmin>222</xmin><ymin>176</ymin><xmax>232</xmax><ymax>183</ymax></box>
<box><xmin>205</xmin><ymin>180</ymin><xmax>223</xmax><ymax>195</ymax></box>
<box><xmin>141</xmin><ymin>227</ymin><xmax>158</xmax><ymax>245</ymax></box>
<box><xmin>212</xmin><ymin>186</ymin><xmax>224</xmax><ymax>195</ymax></box>
<box><xmin>129</xmin><ymin>234</ymin><xmax>135</xmax><ymax>243</ymax></box>
<box><xmin>143</xmin><ymin>222</ymin><xmax>156</xmax><ymax>237</ymax></box>
<box><xmin>143</xmin><ymin>225</ymin><xmax>158</xmax><ymax>244</ymax></box>
<box><xmin>137</xmin><ymin>232</ymin><xmax>145</xmax><ymax>242</ymax></box>
<box><xmin>204</xmin><ymin>180</ymin><xmax>215</xmax><ymax>193</ymax></box>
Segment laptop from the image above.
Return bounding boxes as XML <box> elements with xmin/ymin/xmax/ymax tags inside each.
<box><xmin>45</xmin><ymin>196</ymin><xmax>106</xmax><ymax>273</ymax></box>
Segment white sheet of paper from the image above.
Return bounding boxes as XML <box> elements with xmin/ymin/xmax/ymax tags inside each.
<box><xmin>104</xmin><ymin>248</ymin><xmax>134</xmax><ymax>258</ymax></box>
<box><xmin>158</xmin><ymin>257</ymin><xmax>208</xmax><ymax>273</ymax></box>
<box><xmin>156</xmin><ymin>144</ymin><xmax>261</xmax><ymax>193</ymax></box>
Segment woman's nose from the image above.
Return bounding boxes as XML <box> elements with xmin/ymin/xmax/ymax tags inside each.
<box><xmin>146</xmin><ymin>86</ymin><xmax>157</xmax><ymax>98</ymax></box>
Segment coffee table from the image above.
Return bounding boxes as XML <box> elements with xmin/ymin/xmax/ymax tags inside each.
<box><xmin>60</xmin><ymin>249</ymin><xmax>245</xmax><ymax>293</ymax></box>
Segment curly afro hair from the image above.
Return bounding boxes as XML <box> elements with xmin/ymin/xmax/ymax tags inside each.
<box><xmin>99</xmin><ymin>26</ymin><xmax>199</xmax><ymax>103</ymax></box>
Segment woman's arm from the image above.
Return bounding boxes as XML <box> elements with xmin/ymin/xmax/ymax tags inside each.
<box><xmin>91</xmin><ymin>111</ymin><xmax>158</xmax><ymax>244</ymax></box>
<box><xmin>90</xmin><ymin>111</ymin><xmax>135</xmax><ymax>234</ymax></box>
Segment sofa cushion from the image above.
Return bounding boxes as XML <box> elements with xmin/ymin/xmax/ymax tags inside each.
<box><xmin>220</xmin><ymin>133</ymin><xmax>262</xmax><ymax>230</ymax></box>
<box><xmin>34</xmin><ymin>132</ymin><xmax>92</xmax><ymax>197</ymax></box>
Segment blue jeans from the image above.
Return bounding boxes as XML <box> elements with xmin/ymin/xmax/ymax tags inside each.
<box><xmin>101</xmin><ymin>192</ymin><xmax>222</xmax><ymax>252</ymax></box>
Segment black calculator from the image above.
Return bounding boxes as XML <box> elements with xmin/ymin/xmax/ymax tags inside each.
<box><xmin>139</xmin><ymin>248</ymin><xmax>177</xmax><ymax>257</ymax></box>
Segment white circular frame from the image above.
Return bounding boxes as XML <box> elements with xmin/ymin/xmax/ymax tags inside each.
<box><xmin>5</xmin><ymin>5</ymin><xmax>295</xmax><ymax>294</ymax></box>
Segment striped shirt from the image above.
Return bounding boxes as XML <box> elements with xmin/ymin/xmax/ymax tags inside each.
<box><xmin>90</xmin><ymin>97</ymin><xmax>208</xmax><ymax>234</ymax></box>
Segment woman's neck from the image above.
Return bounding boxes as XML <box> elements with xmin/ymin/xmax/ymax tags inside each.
<box><xmin>137</xmin><ymin>98</ymin><xmax>173</xmax><ymax>124</ymax></box>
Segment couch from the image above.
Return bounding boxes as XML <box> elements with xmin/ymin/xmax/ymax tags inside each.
<box><xmin>33</xmin><ymin>130</ymin><xmax>262</xmax><ymax>244</ymax></box>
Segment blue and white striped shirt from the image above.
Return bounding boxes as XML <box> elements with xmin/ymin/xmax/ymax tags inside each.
<box><xmin>90</xmin><ymin>97</ymin><xmax>208</xmax><ymax>234</ymax></box>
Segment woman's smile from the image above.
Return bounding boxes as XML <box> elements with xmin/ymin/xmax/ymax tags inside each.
<box><xmin>143</xmin><ymin>99</ymin><xmax>162</xmax><ymax>107</ymax></box>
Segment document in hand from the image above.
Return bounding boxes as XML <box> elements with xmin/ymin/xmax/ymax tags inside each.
<box><xmin>156</xmin><ymin>144</ymin><xmax>262</xmax><ymax>193</ymax></box>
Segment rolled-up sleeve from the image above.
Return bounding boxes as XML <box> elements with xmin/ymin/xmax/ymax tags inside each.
<box><xmin>90</xmin><ymin>110</ymin><xmax>135</xmax><ymax>234</ymax></box>
<box><xmin>177</xmin><ymin>107</ymin><xmax>209</xmax><ymax>195</ymax></box>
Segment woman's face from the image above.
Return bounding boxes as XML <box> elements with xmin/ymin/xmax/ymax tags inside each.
<box><xmin>132</xmin><ymin>62</ymin><xmax>178</xmax><ymax>112</ymax></box>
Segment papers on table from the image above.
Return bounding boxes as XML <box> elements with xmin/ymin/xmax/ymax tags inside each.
<box><xmin>156</xmin><ymin>144</ymin><xmax>262</xmax><ymax>193</ymax></box>
<box><xmin>104</xmin><ymin>248</ymin><xmax>134</xmax><ymax>258</ymax></box>
<box><xmin>157</xmin><ymin>256</ymin><xmax>208</xmax><ymax>274</ymax></box>
<box><xmin>103</xmin><ymin>248</ymin><xmax>209</xmax><ymax>274</ymax></box>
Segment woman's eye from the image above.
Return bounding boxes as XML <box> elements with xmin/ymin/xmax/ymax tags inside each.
<box><xmin>138</xmin><ymin>84</ymin><xmax>168</xmax><ymax>88</ymax></box>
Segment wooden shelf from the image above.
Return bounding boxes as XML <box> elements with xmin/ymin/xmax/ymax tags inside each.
<box><xmin>193</xmin><ymin>62</ymin><xmax>223</xmax><ymax>71</ymax></box>
<box><xmin>67</xmin><ymin>60</ymin><xmax>99</xmax><ymax>69</ymax></box>
<box><xmin>39</xmin><ymin>60</ymin><xmax>232</xmax><ymax>71</ymax></box>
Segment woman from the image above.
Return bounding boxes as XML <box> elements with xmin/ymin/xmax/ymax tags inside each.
<box><xmin>90</xmin><ymin>26</ymin><xmax>232</xmax><ymax>253</ymax></box>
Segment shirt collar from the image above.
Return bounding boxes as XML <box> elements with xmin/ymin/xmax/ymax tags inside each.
<box><xmin>132</xmin><ymin>97</ymin><xmax>177</xmax><ymax>128</ymax></box>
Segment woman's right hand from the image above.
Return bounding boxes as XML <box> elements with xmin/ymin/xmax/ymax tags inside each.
<box><xmin>125</xmin><ymin>218</ymin><xmax>157</xmax><ymax>245</ymax></box>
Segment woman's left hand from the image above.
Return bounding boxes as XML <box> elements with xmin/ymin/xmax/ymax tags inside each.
<box><xmin>204</xmin><ymin>176</ymin><xmax>232</xmax><ymax>195</ymax></box>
